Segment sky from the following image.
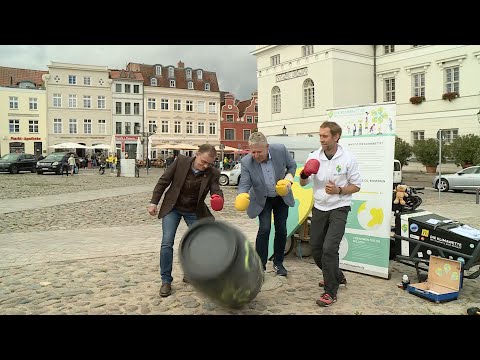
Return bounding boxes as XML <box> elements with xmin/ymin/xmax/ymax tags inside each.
<box><xmin>0</xmin><ymin>45</ymin><xmax>258</xmax><ymax>100</ymax></box>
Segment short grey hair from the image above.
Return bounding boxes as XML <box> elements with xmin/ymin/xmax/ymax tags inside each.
<box><xmin>248</xmin><ymin>132</ymin><xmax>268</xmax><ymax>146</ymax></box>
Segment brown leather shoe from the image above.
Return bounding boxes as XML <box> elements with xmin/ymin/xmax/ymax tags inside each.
<box><xmin>159</xmin><ymin>283</ymin><xmax>171</xmax><ymax>297</ymax></box>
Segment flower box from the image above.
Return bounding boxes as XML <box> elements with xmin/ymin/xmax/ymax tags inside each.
<box><xmin>442</xmin><ymin>91</ymin><xmax>459</xmax><ymax>101</ymax></box>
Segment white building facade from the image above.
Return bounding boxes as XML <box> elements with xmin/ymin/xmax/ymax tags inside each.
<box><xmin>252</xmin><ymin>45</ymin><xmax>480</xmax><ymax>144</ymax></box>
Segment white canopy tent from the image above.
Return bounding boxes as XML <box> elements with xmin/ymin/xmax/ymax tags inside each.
<box><xmin>48</xmin><ymin>142</ymin><xmax>89</xmax><ymax>149</ymax></box>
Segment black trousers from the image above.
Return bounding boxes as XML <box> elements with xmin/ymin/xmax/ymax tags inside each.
<box><xmin>310</xmin><ymin>206</ymin><xmax>350</xmax><ymax>298</ymax></box>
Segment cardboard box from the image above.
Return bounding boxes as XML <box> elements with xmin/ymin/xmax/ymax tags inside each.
<box><xmin>407</xmin><ymin>255</ymin><xmax>462</xmax><ymax>303</ymax></box>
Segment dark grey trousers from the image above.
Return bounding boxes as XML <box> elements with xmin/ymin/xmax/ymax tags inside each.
<box><xmin>310</xmin><ymin>206</ymin><xmax>350</xmax><ymax>298</ymax></box>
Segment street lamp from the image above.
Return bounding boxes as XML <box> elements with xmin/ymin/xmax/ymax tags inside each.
<box><xmin>477</xmin><ymin>110</ymin><xmax>480</xmax><ymax>124</ymax></box>
<box><xmin>135</xmin><ymin>123</ymin><xmax>157</xmax><ymax>174</ymax></box>
<box><xmin>282</xmin><ymin>125</ymin><xmax>287</xmax><ymax>136</ymax></box>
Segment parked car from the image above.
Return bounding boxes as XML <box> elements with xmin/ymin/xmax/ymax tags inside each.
<box><xmin>0</xmin><ymin>153</ymin><xmax>37</xmax><ymax>174</ymax></box>
<box><xmin>220</xmin><ymin>163</ymin><xmax>241</xmax><ymax>186</ymax></box>
<box><xmin>433</xmin><ymin>165</ymin><xmax>480</xmax><ymax>192</ymax></box>
<box><xmin>36</xmin><ymin>152</ymin><xmax>79</xmax><ymax>175</ymax></box>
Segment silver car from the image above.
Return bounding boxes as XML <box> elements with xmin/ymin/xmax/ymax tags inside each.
<box><xmin>220</xmin><ymin>163</ymin><xmax>241</xmax><ymax>186</ymax></box>
<box><xmin>432</xmin><ymin>165</ymin><xmax>480</xmax><ymax>192</ymax></box>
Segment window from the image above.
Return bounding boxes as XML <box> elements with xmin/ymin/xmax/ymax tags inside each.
<box><xmin>170</xmin><ymin>80</ymin><xmax>176</xmax><ymax>87</ymax></box>
<box><xmin>134</xmin><ymin>102</ymin><xmax>140</xmax><ymax>115</ymax></box>
<box><xmin>384</xmin><ymin>78</ymin><xmax>395</xmax><ymax>102</ymax></box>
<box><xmin>161</xmin><ymin>120</ymin><xmax>169</xmax><ymax>133</ymax></box>
<box><xmin>150</xmin><ymin>78</ymin><xmax>157</xmax><ymax>86</ymax></box>
<box><xmin>270</xmin><ymin>54</ymin><xmax>280</xmax><ymax>66</ymax></box>
<box><xmin>174</xmin><ymin>121</ymin><xmax>181</xmax><ymax>134</ymax></box>
<box><xmin>412</xmin><ymin>73</ymin><xmax>425</xmax><ymax>97</ymax></box>
<box><xmin>197</xmin><ymin>122</ymin><xmax>205</xmax><ymax>134</ymax></box>
<box><xmin>224</xmin><ymin>129</ymin><xmax>235</xmax><ymax>140</ymax></box>
<box><xmin>149</xmin><ymin>121</ymin><xmax>157</xmax><ymax>133</ymax></box>
<box><xmin>197</xmin><ymin>101</ymin><xmax>205</xmax><ymax>113</ymax></box>
<box><xmin>98</xmin><ymin>120</ymin><xmax>106</xmax><ymax>134</ymax></box>
<box><xmin>168</xmin><ymin>67</ymin><xmax>174</xmax><ymax>77</ymax></box>
<box><xmin>116</xmin><ymin>102</ymin><xmax>122</xmax><ymax>114</ymax></box>
<box><xmin>254</xmin><ymin>116</ymin><xmax>258</xmax><ymax>123</ymax></box>
<box><xmin>254</xmin><ymin>105</ymin><xmax>258</xmax><ymax>112</ymax></box>
<box><xmin>384</xmin><ymin>45</ymin><xmax>395</xmax><ymax>54</ymax></box>
<box><xmin>161</xmin><ymin>99</ymin><xmax>169</xmax><ymax>110</ymax></box>
<box><xmin>412</xmin><ymin>131</ymin><xmax>424</xmax><ymax>142</ymax></box>
<box><xmin>116</xmin><ymin>122</ymin><xmax>122</xmax><ymax>134</ymax></box>
<box><xmin>84</xmin><ymin>76</ymin><xmax>91</xmax><ymax>86</ymax></box>
<box><xmin>84</xmin><ymin>119</ymin><xmax>92</xmax><ymax>134</ymax></box>
<box><xmin>445</xmin><ymin>66</ymin><xmax>460</xmax><ymax>93</ymax></box>
<box><xmin>54</xmin><ymin>119</ymin><xmax>62</xmax><ymax>134</ymax></box>
<box><xmin>226</xmin><ymin>114</ymin><xmax>234</xmax><ymax>122</ymax></box>
<box><xmin>174</xmin><ymin>99</ymin><xmax>181</xmax><ymax>111</ymax></box>
<box><xmin>116</xmin><ymin>83</ymin><xmax>122</xmax><ymax>92</ymax></box>
<box><xmin>124</xmin><ymin>102</ymin><xmax>131</xmax><ymax>115</ymax></box>
<box><xmin>134</xmin><ymin>122</ymin><xmax>140</xmax><ymax>134</ymax></box>
<box><xmin>53</xmin><ymin>94</ymin><xmax>62</xmax><ymax>107</ymax></box>
<box><xmin>9</xmin><ymin>96</ymin><xmax>18</xmax><ymax>109</ymax></box>
<box><xmin>188</xmin><ymin>81</ymin><xmax>194</xmax><ymax>89</ymax></box>
<box><xmin>29</xmin><ymin>98</ymin><xmax>38</xmax><ymax>110</ymax></box>
<box><xmin>246</xmin><ymin>115</ymin><xmax>253</xmax><ymax>123</ymax></box>
<box><xmin>83</xmin><ymin>96</ymin><xmax>91</xmax><ymax>108</ymax></box>
<box><xmin>205</xmin><ymin>83</ymin><xmax>210</xmax><ymax>91</ymax></box>
<box><xmin>9</xmin><ymin>119</ymin><xmax>20</xmax><ymax>133</ymax></box>
<box><xmin>442</xmin><ymin>129</ymin><xmax>458</xmax><ymax>144</ymax></box>
<box><xmin>134</xmin><ymin>84</ymin><xmax>140</xmax><ymax>93</ymax></box>
<box><xmin>155</xmin><ymin>65</ymin><xmax>162</xmax><ymax>75</ymax></box>
<box><xmin>209</xmin><ymin>122</ymin><xmax>216</xmax><ymax>135</ymax></box>
<box><xmin>303</xmin><ymin>78</ymin><xmax>315</xmax><ymax>109</ymax></box>
<box><xmin>148</xmin><ymin>98</ymin><xmax>156</xmax><ymax>110</ymax></box>
<box><xmin>272</xmin><ymin>86</ymin><xmax>281</xmax><ymax>113</ymax></box>
<box><xmin>97</xmin><ymin>96</ymin><xmax>105</xmax><ymax>109</ymax></box>
<box><xmin>186</xmin><ymin>121</ymin><xmax>193</xmax><ymax>134</ymax></box>
<box><xmin>69</xmin><ymin>119</ymin><xmax>77</xmax><ymax>134</ymax></box>
<box><xmin>69</xmin><ymin>95</ymin><xmax>77</xmax><ymax>108</ymax></box>
<box><xmin>243</xmin><ymin>129</ymin><xmax>251</xmax><ymax>140</ymax></box>
<box><xmin>186</xmin><ymin>100</ymin><xmax>193</xmax><ymax>112</ymax></box>
<box><xmin>197</xmin><ymin>70</ymin><xmax>203</xmax><ymax>79</ymax></box>
<box><xmin>125</xmin><ymin>84</ymin><xmax>131</xmax><ymax>93</ymax></box>
<box><xmin>209</xmin><ymin>102</ymin><xmax>216</xmax><ymax>113</ymax></box>
<box><xmin>302</xmin><ymin>45</ymin><xmax>314</xmax><ymax>56</ymax></box>
<box><xmin>68</xmin><ymin>75</ymin><xmax>77</xmax><ymax>85</ymax></box>
<box><xmin>186</xmin><ymin>69</ymin><xmax>192</xmax><ymax>79</ymax></box>
<box><xmin>125</xmin><ymin>122</ymin><xmax>131</xmax><ymax>134</ymax></box>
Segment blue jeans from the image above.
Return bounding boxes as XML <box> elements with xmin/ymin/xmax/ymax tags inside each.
<box><xmin>160</xmin><ymin>208</ymin><xmax>197</xmax><ymax>283</ymax></box>
<box><xmin>256</xmin><ymin>196</ymin><xmax>289</xmax><ymax>269</ymax></box>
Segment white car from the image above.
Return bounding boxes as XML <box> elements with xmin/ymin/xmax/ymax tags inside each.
<box><xmin>220</xmin><ymin>163</ymin><xmax>241</xmax><ymax>186</ymax></box>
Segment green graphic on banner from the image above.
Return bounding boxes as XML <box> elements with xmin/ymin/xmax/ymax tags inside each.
<box><xmin>341</xmin><ymin>233</ymin><xmax>390</xmax><ymax>267</ymax></box>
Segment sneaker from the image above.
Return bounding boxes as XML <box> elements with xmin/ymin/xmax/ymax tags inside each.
<box><xmin>316</xmin><ymin>293</ymin><xmax>337</xmax><ymax>307</ymax></box>
<box><xmin>273</xmin><ymin>263</ymin><xmax>288</xmax><ymax>276</ymax></box>
<box><xmin>318</xmin><ymin>277</ymin><xmax>347</xmax><ymax>288</ymax></box>
<box><xmin>159</xmin><ymin>283</ymin><xmax>171</xmax><ymax>297</ymax></box>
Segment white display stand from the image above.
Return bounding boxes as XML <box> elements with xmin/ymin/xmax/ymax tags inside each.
<box><xmin>120</xmin><ymin>159</ymin><xmax>136</xmax><ymax>177</ymax></box>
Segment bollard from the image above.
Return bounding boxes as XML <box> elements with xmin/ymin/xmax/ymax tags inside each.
<box><xmin>179</xmin><ymin>219</ymin><xmax>264</xmax><ymax>309</ymax></box>
<box><xmin>476</xmin><ymin>188</ymin><xmax>479</xmax><ymax>204</ymax></box>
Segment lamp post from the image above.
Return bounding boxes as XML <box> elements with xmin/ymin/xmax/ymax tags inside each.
<box><xmin>477</xmin><ymin>110</ymin><xmax>480</xmax><ymax>125</ymax></box>
<box><xmin>135</xmin><ymin>123</ymin><xmax>157</xmax><ymax>174</ymax></box>
<box><xmin>282</xmin><ymin>125</ymin><xmax>287</xmax><ymax>136</ymax></box>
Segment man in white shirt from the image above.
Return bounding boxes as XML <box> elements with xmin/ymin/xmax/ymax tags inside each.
<box><xmin>299</xmin><ymin>121</ymin><xmax>361</xmax><ymax>307</ymax></box>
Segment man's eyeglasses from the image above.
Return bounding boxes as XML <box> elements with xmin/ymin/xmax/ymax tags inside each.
<box><xmin>199</xmin><ymin>159</ymin><xmax>215</xmax><ymax>167</ymax></box>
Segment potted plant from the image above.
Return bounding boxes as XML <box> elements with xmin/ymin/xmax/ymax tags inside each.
<box><xmin>442</xmin><ymin>91</ymin><xmax>459</xmax><ymax>101</ymax></box>
<box><xmin>448</xmin><ymin>134</ymin><xmax>480</xmax><ymax>168</ymax></box>
<box><xmin>409</xmin><ymin>96</ymin><xmax>425</xmax><ymax>105</ymax></box>
<box><xmin>412</xmin><ymin>138</ymin><xmax>447</xmax><ymax>173</ymax></box>
<box><xmin>394</xmin><ymin>136</ymin><xmax>413</xmax><ymax>167</ymax></box>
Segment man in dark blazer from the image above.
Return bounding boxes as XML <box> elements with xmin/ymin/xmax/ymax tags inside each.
<box><xmin>148</xmin><ymin>144</ymin><xmax>224</xmax><ymax>297</ymax></box>
<box><xmin>235</xmin><ymin>132</ymin><xmax>296</xmax><ymax>276</ymax></box>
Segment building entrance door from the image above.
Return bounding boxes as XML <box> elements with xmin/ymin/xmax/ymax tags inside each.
<box><xmin>34</xmin><ymin>142</ymin><xmax>42</xmax><ymax>158</ymax></box>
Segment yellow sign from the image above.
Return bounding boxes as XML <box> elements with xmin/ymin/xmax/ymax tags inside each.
<box><xmin>421</xmin><ymin>229</ymin><xmax>430</xmax><ymax>237</ymax></box>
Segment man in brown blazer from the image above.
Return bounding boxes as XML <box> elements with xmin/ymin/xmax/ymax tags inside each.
<box><xmin>147</xmin><ymin>144</ymin><xmax>224</xmax><ymax>297</ymax></box>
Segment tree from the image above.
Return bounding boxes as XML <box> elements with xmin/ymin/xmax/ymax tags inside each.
<box><xmin>412</xmin><ymin>138</ymin><xmax>447</xmax><ymax>167</ymax></box>
<box><xmin>448</xmin><ymin>134</ymin><xmax>480</xmax><ymax>167</ymax></box>
<box><xmin>394</xmin><ymin>136</ymin><xmax>412</xmax><ymax>167</ymax></box>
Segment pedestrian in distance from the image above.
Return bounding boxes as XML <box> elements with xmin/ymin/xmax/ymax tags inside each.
<box><xmin>147</xmin><ymin>144</ymin><xmax>224</xmax><ymax>297</ymax></box>
<box><xmin>235</xmin><ymin>132</ymin><xmax>296</xmax><ymax>276</ymax></box>
<box><xmin>299</xmin><ymin>121</ymin><xmax>361</xmax><ymax>307</ymax></box>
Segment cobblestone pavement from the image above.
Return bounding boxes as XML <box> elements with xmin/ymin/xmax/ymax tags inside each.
<box><xmin>0</xmin><ymin>168</ymin><xmax>478</xmax><ymax>315</ymax></box>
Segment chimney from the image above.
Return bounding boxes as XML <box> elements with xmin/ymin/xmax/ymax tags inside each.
<box><xmin>177</xmin><ymin>60</ymin><xmax>184</xmax><ymax>69</ymax></box>
<box><xmin>127</xmin><ymin>62</ymin><xmax>140</xmax><ymax>72</ymax></box>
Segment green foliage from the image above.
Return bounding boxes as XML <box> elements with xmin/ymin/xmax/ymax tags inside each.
<box><xmin>395</xmin><ymin>137</ymin><xmax>413</xmax><ymax>167</ymax></box>
<box><xmin>412</xmin><ymin>138</ymin><xmax>447</xmax><ymax>167</ymax></box>
<box><xmin>449</xmin><ymin>134</ymin><xmax>480</xmax><ymax>167</ymax></box>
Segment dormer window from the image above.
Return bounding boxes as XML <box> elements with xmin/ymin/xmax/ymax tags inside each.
<box><xmin>188</xmin><ymin>81</ymin><xmax>194</xmax><ymax>90</ymax></box>
<box><xmin>151</xmin><ymin>78</ymin><xmax>157</xmax><ymax>86</ymax></box>
<box><xmin>155</xmin><ymin>65</ymin><xmax>162</xmax><ymax>76</ymax></box>
<box><xmin>204</xmin><ymin>83</ymin><xmax>210</xmax><ymax>91</ymax></box>
<box><xmin>168</xmin><ymin>67</ymin><xmax>174</xmax><ymax>78</ymax></box>
<box><xmin>186</xmin><ymin>69</ymin><xmax>192</xmax><ymax>79</ymax></box>
<box><xmin>170</xmin><ymin>80</ymin><xmax>176</xmax><ymax>88</ymax></box>
<box><xmin>197</xmin><ymin>70</ymin><xmax>203</xmax><ymax>80</ymax></box>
